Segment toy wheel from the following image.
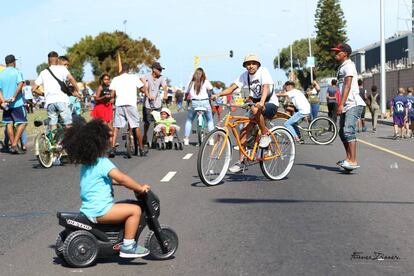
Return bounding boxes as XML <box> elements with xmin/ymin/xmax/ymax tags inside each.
<box><xmin>161</xmin><ymin>142</ymin><xmax>166</xmax><ymax>150</ymax></box>
<box><xmin>62</xmin><ymin>230</ymin><xmax>99</xmax><ymax>268</ymax></box>
<box><xmin>36</xmin><ymin>134</ymin><xmax>53</xmax><ymax>168</ymax></box>
<box><xmin>55</xmin><ymin>231</ymin><xmax>67</xmax><ymax>258</ymax></box>
<box><xmin>156</xmin><ymin>141</ymin><xmax>162</xmax><ymax>150</ymax></box>
<box><xmin>179</xmin><ymin>142</ymin><xmax>183</xmax><ymax>150</ymax></box>
<box><xmin>174</xmin><ymin>142</ymin><xmax>178</xmax><ymax>150</ymax></box>
<box><xmin>145</xmin><ymin>225</ymin><xmax>178</xmax><ymax>260</ymax></box>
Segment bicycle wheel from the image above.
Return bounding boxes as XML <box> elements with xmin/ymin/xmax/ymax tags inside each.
<box><xmin>197</xmin><ymin>129</ymin><xmax>231</xmax><ymax>186</ymax></box>
<box><xmin>36</xmin><ymin>134</ymin><xmax>53</xmax><ymax>168</ymax></box>
<box><xmin>126</xmin><ymin>130</ymin><xmax>132</xmax><ymax>158</ymax></box>
<box><xmin>308</xmin><ymin>117</ymin><xmax>337</xmax><ymax>145</ymax></box>
<box><xmin>260</xmin><ymin>126</ymin><xmax>295</xmax><ymax>180</ymax></box>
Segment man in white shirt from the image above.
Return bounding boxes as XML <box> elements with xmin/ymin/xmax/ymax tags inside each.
<box><xmin>331</xmin><ymin>43</ymin><xmax>365</xmax><ymax>171</ymax></box>
<box><xmin>109</xmin><ymin>63</ymin><xmax>147</xmax><ymax>157</ymax></box>
<box><xmin>211</xmin><ymin>53</ymin><xmax>279</xmax><ymax>173</ymax></box>
<box><xmin>33</xmin><ymin>51</ymin><xmax>81</xmax><ymax>129</ymax></box>
<box><xmin>276</xmin><ymin>81</ymin><xmax>311</xmax><ymax>143</ymax></box>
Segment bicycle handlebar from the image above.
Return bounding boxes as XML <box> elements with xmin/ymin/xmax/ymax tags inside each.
<box><xmin>217</xmin><ymin>102</ymin><xmax>255</xmax><ymax>110</ymax></box>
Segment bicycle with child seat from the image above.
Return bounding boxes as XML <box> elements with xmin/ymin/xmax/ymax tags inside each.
<box><xmin>34</xmin><ymin>99</ymin><xmax>80</xmax><ymax>168</ymax></box>
<box><xmin>271</xmin><ymin>111</ymin><xmax>337</xmax><ymax>145</ymax></box>
<box><xmin>197</xmin><ymin>103</ymin><xmax>296</xmax><ymax>186</ymax></box>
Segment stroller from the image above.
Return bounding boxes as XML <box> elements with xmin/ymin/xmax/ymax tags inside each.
<box><xmin>151</xmin><ymin>108</ymin><xmax>184</xmax><ymax>150</ymax></box>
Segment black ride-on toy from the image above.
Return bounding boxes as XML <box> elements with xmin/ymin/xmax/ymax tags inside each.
<box><xmin>55</xmin><ymin>190</ymin><xmax>178</xmax><ymax>267</ymax></box>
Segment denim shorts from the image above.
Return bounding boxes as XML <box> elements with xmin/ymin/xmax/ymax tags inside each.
<box><xmin>339</xmin><ymin>106</ymin><xmax>363</xmax><ymax>142</ymax></box>
<box><xmin>114</xmin><ymin>105</ymin><xmax>140</xmax><ymax>128</ymax></box>
<box><xmin>47</xmin><ymin>102</ymin><xmax>72</xmax><ymax>126</ymax></box>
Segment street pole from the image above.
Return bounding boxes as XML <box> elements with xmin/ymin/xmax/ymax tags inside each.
<box><xmin>277</xmin><ymin>49</ymin><xmax>280</xmax><ymax>69</ymax></box>
<box><xmin>380</xmin><ymin>0</ymin><xmax>386</xmax><ymax>115</ymax></box>
<box><xmin>290</xmin><ymin>44</ymin><xmax>293</xmax><ymax>80</ymax></box>
<box><xmin>308</xmin><ymin>37</ymin><xmax>313</xmax><ymax>83</ymax></box>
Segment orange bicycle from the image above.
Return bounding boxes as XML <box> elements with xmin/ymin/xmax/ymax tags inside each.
<box><xmin>197</xmin><ymin>103</ymin><xmax>295</xmax><ymax>186</ymax></box>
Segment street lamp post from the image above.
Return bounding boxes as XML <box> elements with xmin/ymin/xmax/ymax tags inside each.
<box><xmin>290</xmin><ymin>44</ymin><xmax>293</xmax><ymax>80</ymax></box>
<box><xmin>308</xmin><ymin>37</ymin><xmax>313</xmax><ymax>83</ymax></box>
<box><xmin>380</xmin><ymin>0</ymin><xmax>386</xmax><ymax>115</ymax></box>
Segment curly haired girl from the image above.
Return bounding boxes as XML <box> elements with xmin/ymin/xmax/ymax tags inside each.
<box><xmin>62</xmin><ymin>118</ymin><xmax>151</xmax><ymax>258</ymax></box>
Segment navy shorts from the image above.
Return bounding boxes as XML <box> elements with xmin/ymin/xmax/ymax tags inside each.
<box><xmin>263</xmin><ymin>103</ymin><xmax>278</xmax><ymax>119</ymax></box>
<box><xmin>2</xmin><ymin>105</ymin><xmax>28</xmax><ymax>124</ymax></box>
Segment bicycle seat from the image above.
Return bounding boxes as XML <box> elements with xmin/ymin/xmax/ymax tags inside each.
<box><xmin>194</xmin><ymin>107</ymin><xmax>208</xmax><ymax>112</ymax></box>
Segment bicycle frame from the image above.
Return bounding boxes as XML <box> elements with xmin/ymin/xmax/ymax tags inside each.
<box><xmin>216</xmin><ymin>108</ymin><xmax>282</xmax><ymax>162</ymax></box>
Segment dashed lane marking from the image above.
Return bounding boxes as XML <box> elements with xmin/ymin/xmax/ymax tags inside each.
<box><xmin>183</xmin><ymin>153</ymin><xmax>193</xmax><ymax>160</ymax></box>
<box><xmin>358</xmin><ymin>139</ymin><xmax>414</xmax><ymax>163</ymax></box>
<box><xmin>161</xmin><ymin>171</ymin><xmax>177</xmax><ymax>182</ymax></box>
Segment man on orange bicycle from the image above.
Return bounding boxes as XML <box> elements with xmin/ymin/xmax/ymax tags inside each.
<box><xmin>211</xmin><ymin>53</ymin><xmax>279</xmax><ymax>173</ymax></box>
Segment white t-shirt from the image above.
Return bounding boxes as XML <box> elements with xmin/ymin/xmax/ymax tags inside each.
<box><xmin>35</xmin><ymin>65</ymin><xmax>70</xmax><ymax>106</ymax></box>
<box><xmin>286</xmin><ymin>89</ymin><xmax>311</xmax><ymax>114</ymax></box>
<box><xmin>110</xmin><ymin>73</ymin><xmax>144</xmax><ymax>107</ymax></box>
<box><xmin>186</xmin><ymin>80</ymin><xmax>213</xmax><ymax>100</ymax></box>
<box><xmin>234</xmin><ymin>67</ymin><xmax>279</xmax><ymax>106</ymax></box>
<box><xmin>337</xmin><ymin>59</ymin><xmax>366</xmax><ymax>112</ymax></box>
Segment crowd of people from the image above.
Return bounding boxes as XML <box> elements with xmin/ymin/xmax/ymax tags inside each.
<box><xmin>2</xmin><ymin>42</ymin><xmax>413</xmax><ymax>259</ymax></box>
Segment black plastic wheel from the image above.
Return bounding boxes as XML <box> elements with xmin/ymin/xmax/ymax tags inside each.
<box><xmin>161</xmin><ymin>142</ymin><xmax>166</xmax><ymax>150</ymax></box>
<box><xmin>174</xmin><ymin>142</ymin><xmax>178</xmax><ymax>150</ymax></box>
<box><xmin>178</xmin><ymin>142</ymin><xmax>183</xmax><ymax>150</ymax></box>
<box><xmin>62</xmin><ymin>230</ymin><xmax>99</xmax><ymax>268</ymax></box>
<box><xmin>144</xmin><ymin>225</ymin><xmax>179</xmax><ymax>260</ymax></box>
<box><xmin>55</xmin><ymin>231</ymin><xmax>67</xmax><ymax>258</ymax></box>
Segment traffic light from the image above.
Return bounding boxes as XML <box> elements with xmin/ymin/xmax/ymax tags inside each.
<box><xmin>229</xmin><ymin>50</ymin><xmax>233</xmax><ymax>58</ymax></box>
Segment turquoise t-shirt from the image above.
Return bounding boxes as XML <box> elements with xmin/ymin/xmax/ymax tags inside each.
<box><xmin>80</xmin><ymin>157</ymin><xmax>116</xmax><ymax>217</ymax></box>
<box><xmin>0</xmin><ymin>67</ymin><xmax>24</xmax><ymax>108</ymax></box>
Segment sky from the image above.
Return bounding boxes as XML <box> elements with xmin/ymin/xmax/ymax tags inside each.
<box><xmin>0</xmin><ymin>0</ymin><xmax>412</xmax><ymax>88</ymax></box>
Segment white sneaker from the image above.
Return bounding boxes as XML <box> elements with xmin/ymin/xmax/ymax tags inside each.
<box><xmin>183</xmin><ymin>137</ymin><xmax>189</xmax><ymax>146</ymax></box>
<box><xmin>259</xmin><ymin>135</ymin><xmax>271</xmax><ymax>148</ymax></box>
<box><xmin>228</xmin><ymin>161</ymin><xmax>245</xmax><ymax>173</ymax></box>
<box><xmin>208</xmin><ymin>138</ymin><xmax>214</xmax><ymax>146</ymax></box>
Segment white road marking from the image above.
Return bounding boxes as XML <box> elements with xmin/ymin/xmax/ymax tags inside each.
<box><xmin>161</xmin><ymin>171</ymin><xmax>177</xmax><ymax>182</ymax></box>
<box><xmin>183</xmin><ymin>153</ymin><xmax>193</xmax><ymax>160</ymax></box>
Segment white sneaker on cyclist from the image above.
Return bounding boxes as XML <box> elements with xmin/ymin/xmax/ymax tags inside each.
<box><xmin>259</xmin><ymin>135</ymin><xmax>271</xmax><ymax>148</ymax></box>
<box><xmin>228</xmin><ymin>161</ymin><xmax>245</xmax><ymax>173</ymax></box>
<box><xmin>183</xmin><ymin>137</ymin><xmax>189</xmax><ymax>146</ymax></box>
<box><xmin>208</xmin><ymin>138</ymin><xmax>214</xmax><ymax>146</ymax></box>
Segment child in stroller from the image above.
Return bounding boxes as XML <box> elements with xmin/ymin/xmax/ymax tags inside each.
<box><xmin>152</xmin><ymin>107</ymin><xmax>183</xmax><ymax>150</ymax></box>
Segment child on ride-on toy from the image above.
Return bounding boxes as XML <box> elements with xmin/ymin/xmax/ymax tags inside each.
<box><xmin>62</xmin><ymin>118</ymin><xmax>151</xmax><ymax>258</ymax></box>
<box><xmin>153</xmin><ymin>107</ymin><xmax>180</xmax><ymax>143</ymax></box>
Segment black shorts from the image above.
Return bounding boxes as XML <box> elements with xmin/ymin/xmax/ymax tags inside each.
<box><xmin>142</xmin><ymin>106</ymin><xmax>161</xmax><ymax>123</ymax></box>
<box><xmin>2</xmin><ymin>105</ymin><xmax>28</xmax><ymax>124</ymax></box>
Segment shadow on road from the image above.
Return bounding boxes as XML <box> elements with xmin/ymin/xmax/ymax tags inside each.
<box><xmin>214</xmin><ymin>198</ymin><xmax>414</xmax><ymax>205</ymax></box>
<box><xmin>191</xmin><ymin>172</ymin><xmax>267</xmax><ymax>188</ymax></box>
<box><xmin>296</xmin><ymin>163</ymin><xmax>356</xmax><ymax>175</ymax></box>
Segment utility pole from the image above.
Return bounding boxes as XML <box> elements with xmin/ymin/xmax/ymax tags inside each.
<box><xmin>290</xmin><ymin>44</ymin><xmax>293</xmax><ymax>80</ymax></box>
<box><xmin>380</xmin><ymin>0</ymin><xmax>387</xmax><ymax>115</ymax></box>
<box><xmin>308</xmin><ymin>37</ymin><xmax>313</xmax><ymax>83</ymax></box>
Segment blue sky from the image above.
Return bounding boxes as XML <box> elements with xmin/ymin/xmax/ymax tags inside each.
<box><xmin>0</xmin><ymin>0</ymin><xmax>412</xmax><ymax>88</ymax></box>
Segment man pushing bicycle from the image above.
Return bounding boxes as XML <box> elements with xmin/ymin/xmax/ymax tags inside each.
<box><xmin>211</xmin><ymin>53</ymin><xmax>279</xmax><ymax>173</ymax></box>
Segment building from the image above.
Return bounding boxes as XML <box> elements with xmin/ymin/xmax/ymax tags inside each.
<box><xmin>350</xmin><ymin>31</ymin><xmax>414</xmax><ymax>74</ymax></box>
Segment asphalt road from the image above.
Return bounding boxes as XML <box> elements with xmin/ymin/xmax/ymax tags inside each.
<box><xmin>0</xmin><ymin>110</ymin><xmax>413</xmax><ymax>276</ymax></box>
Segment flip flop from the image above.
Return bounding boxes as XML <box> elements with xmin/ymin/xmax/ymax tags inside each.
<box><xmin>341</xmin><ymin>160</ymin><xmax>360</xmax><ymax>170</ymax></box>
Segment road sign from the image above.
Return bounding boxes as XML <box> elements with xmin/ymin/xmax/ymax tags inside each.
<box><xmin>307</xmin><ymin>56</ymin><xmax>315</xmax><ymax>68</ymax></box>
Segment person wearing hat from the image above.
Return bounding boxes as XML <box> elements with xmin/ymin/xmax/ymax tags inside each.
<box><xmin>141</xmin><ymin>61</ymin><xmax>168</xmax><ymax>146</ymax></box>
<box><xmin>0</xmin><ymin>54</ymin><xmax>27</xmax><ymax>154</ymax></box>
<box><xmin>153</xmin><ymin>107</ymin><xmax>180</xmax><ymax>143</ymax></box>
<box><xmin>330</xmin><ymin>43</ymin><xmax>366</xmax><ymax>171</ymax></box>
<box><xmin>211</xmin><ymin>53</ymin><xmax>279</xmax><ymax>173</ymax></box>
